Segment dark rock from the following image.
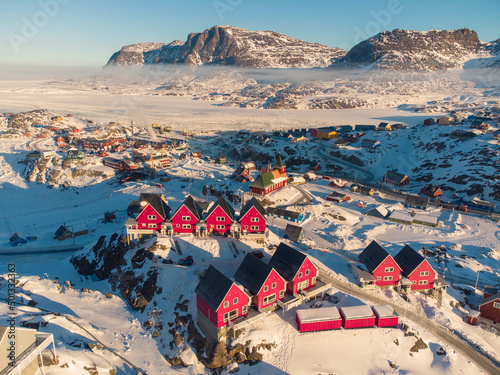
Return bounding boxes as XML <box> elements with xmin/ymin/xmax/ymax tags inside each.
<box><xmin>410</xmin><ymin>338</ymin><xmax>428</xmax><ymax>352</ymax></box>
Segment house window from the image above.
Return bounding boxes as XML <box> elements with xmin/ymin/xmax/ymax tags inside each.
<box><xmin>385</xmin><ymin>267</ymin><xmax>394</xmax><ymax>273</ymax></box>
<box><xmin>223</xmin><ymin>309</ymin><xmax>238</xmax><ymax>322</ymax></box>
<box><xmin>148</xmin><ymin>223</ymin><xmax>156</xmax><ymax>229</ymax></box>
<box><xmin>305</xmin><ymin>269</ymin><xmax>310</xmax><ymax>276</ymax></box>
<box><xmin>312</xmin><ymin>277</ymin><xmax>316</xmax><ymax>285</ymax></box>
<box><xmin>224</xmin><ymin>301</ymin><xmax>229</xmax><ymax>308</ymax></box>
<box><xmin>264</xmin><ymin>285</ymin><xmax>268</xmax><ymax>292</ymax></box>
<box><xmin>245</xmin><ymin>226</ymin><xmax>248</xmax><ymax>229</ymax></box>
<box><xmin>377</xmin><ymin>276</ymin><xmax>381</xmax><ymax>280</ymax></box>
<box><xmin>147</xmin><ymin>215</ymin><xmax>156</xmax><ymax>220</ymax></box>
<box><xmin>176</xmin><ymin>224</ymin><xmax>180</xmax><ymax>228</ymax></box>
<box><xmin>242</xmin><ymin>305</ymin><xmax>247</xmax><ymax>314</ymax></box>
<box><xmin>263</xmin><ymin>294</ymin><xmax>276</xmax><ymax>305</ymax></box>
<box><xmin>141</xmin><ymin>223</ymin><xmax>146</xmax><ymax>227</ymax></box>
<box><xmin>182</xmin><ymin>216</ymin><xmax>190</xmax><ymax>221</ymax></box>
<box><xmin>182</xmin><ymin>224</ymin><xmax>191</xmax><ymax>229</ymax></box>
<box><xmin>412</xmin><ymin>280</ymin><xmax>416</xmax><ymax>284</ymax></box>
<box><xmin>279</xmin><ymin>290</ymin><xmax>284</xmax><ymax>299</ymax></box>
<box><xmin>233</xmin><ymin>297</ymin><xmax>238</xmax><ymax>305</ymax></box>
<box><xmin>250</xmin><ymin>225</ymin><xmax>259</xmax><ymax>230</ymax></box>
<box><xmin>420</xmin><ymin>271</ymin><xmax>429</xmax><ymax>277</ymax></box>
<box><xmin>270</xmin><ymin>282</ymin><xmax>276</xmax><ymax>289</ymax></box>
<box><xmin>383</xmin><ymin>276</ymin><xmax>393</xmax><ymax>281</ymax></box>
<box><xmin>298</xmin><ymin>272</ymin><xmax>303</xmax><ymax>279</ymax></box>
<box><xmin>493</xmin><ymin>302</ymin><xmax>500</xmax><ymax>309</ymax></box>
<box><xmin>216</xmin><ymin>225</ymin><xmax>225</xmax><ymax>230</ymax></box>
<box><xmin>418</xmin><ymin>280</ymin><xmax>428</xmax><ymax>285</ymax></box>
<box><xmin>251</xmin><ymin>217</ymin><xmax>259</xmax><ymax>222</ymax></box>
<box><xmin>216</xmin><ymin>216</ymin><xmax>225</xmax><ymax>222</ymax></box>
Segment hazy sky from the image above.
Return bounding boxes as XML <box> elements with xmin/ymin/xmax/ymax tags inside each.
<box><xmin>1</xmin><ymin>0</ymin><xmax>499</xmax><ymax>70</ymax></box>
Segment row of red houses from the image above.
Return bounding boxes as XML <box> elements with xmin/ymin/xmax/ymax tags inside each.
<box><xmin>125</xmin><ymin>193</ymin><xmax>268</xmax><ymax>243</ymax></box>
<box><xmin>194</xmin><ymin>243</ymin><xmax>321</xmax><ymax>340</ymax></box>
<box><xmin>355</xmin><ymin>241</ymin><xmax>448</xmax><ymax>293</ymax></box>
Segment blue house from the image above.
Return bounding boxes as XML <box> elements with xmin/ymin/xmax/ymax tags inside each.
<box><xmin>267</xmin><ymin>207</ymin><xmax>304</xmax><ymax>223</ymax></box>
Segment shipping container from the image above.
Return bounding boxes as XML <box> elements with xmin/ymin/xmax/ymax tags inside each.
<box><xmin>340</xmin><ymin>305</ymin><xmax>376</xmax><ymax>329</ymax></box>
<box><xmin>296</xmin><ymin>307</ymin><xmax>342</xmax><ymax>332</ymax></box>
<box><xmin>372</xmin><ymin>305</ymin><xmax>399</xmax><ymax>327</ymax></box>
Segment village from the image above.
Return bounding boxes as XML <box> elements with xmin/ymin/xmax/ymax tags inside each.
<box><xmin>1</xmin><ymin>107</ymin><xmax>500</xmax><ymax>374</ymax></box>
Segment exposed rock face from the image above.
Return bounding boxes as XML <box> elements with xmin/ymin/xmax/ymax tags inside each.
<box><xmin>334</xmin><ymin>28</ymin><xmax>481</xmax><ymax>70</ymax></box>
<box><xmin>106</xmin><ymin>25</ymin><xmax>345</xmax><ymax>68</ymax></box>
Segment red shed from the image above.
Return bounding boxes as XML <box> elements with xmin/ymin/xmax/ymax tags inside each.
<box><xmin>171</xmin><ymin>195</ymin><xmax>204</xmax><ymax>234</ymax></box>
<box><xmin>372</xmin><ymin>305</ymin><xmax>399</xmax><ymax>327</ymax></box>
<box><xmin>268</xmin><ymin>243</ymin><xmax>318</xmax><ymax>295</ymax></box>
<box><xmin>239</xmin><ymin>197</ymin><xmax>267</xmax><ymax>235</ymax></box>
<box><xmin>394</xmin><ymin>245</ymin><xmax>437</xmax><ymax>290</ymax></box>
<box><xmin>340</xmin><ymin>305</ymin><xmax>376</xmax><ymax>329</ymax></box>
<box><xmin>234</xmin><ymin>253</ymin><xmax>286</xmax><ymax>312</ymax></box>
<box><xmin>296</xmin><ymin>307</ymin><xmax>342</xmax><ymax>332</ymax></box>
<box><xmin>478</xmin><ymin>286</ymin><xmax>500</xmax><ymax>323</ymax></box>
<box><xmin>205</xmin><ymin>195</ymin><xmax>235</xmax><ymax>235</ymax></box>
<box><xmin>195</xmin><ymin>265</ymin><xmax>250</xmax><ymax>340</ymax></box>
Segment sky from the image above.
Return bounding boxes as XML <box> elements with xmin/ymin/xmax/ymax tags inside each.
<box><xmin>1</xmin><ymin>0</ymin><xmax>499</xmax><ymax>74</ymax></box>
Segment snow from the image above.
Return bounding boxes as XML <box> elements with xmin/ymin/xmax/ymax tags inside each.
<box><xmin>296</xmin><ymin>306</ymin><xmax>341</xmax><ymax>323</ymax></box>
<box><xmin>372</xmin><ymin>304</ymin><xmax>396</xmax><ymax>318</ymax></box>
<box><xmin>339</xmin><ymin>304</ymin><xmax>375</xmax><ymax>319</ymax></box>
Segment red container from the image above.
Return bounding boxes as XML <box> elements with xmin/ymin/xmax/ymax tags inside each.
<box><xmin>372</xmin><ymin>305</ymin><xmax>399</xmax><ymax>327</ymax></box>
<box><xmin>340</xmin><ymin>305</ymin><xmax>376</xmax><ymax>329</ymax></box>
<box><xmin>296</xmin><ymin>307</ymin><xmax>342</xmax><ymax>332</ymax></box>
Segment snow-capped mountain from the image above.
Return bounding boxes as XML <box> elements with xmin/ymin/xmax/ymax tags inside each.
<box><xmin>333</xmin><ymin>28</ymin><xmax>482</xmax><ymax>70</ymax></box>
<box><xmin>106</xmin><ymin>25</ymin><xmax>346</xmax><ymax>68</ymax></box>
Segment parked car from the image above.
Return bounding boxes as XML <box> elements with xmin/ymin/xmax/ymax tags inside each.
<box><xmin>178</xmin><ymin>255</ymin><xmax>193</xmax><ymax>266</ymax></box>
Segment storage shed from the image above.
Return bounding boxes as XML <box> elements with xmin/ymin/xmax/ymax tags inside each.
<box><xmin>372</xmin><ymin>305</ymin><xmax>399</xmax><ymax>327</ymax></box>
<box><xmin>296</xmin><ymin>307</ymin><xmax>342</xmax><ymax>332</ymax></box>
<box><xmin>339</xmin><ymin>305</ymin><xmax>376</xmax><ymax>329</ymax></box>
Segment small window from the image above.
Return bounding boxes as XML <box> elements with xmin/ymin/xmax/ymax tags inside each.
<box><xmin>216</xmin><ymin>216</ymin><xmax>225</xmax><ymax>222</ymax></box>
<box><xmin>216</xmin><ymin>225</ymin><xmax>225</xmax><ymax>230</ymax></box>
<box><xmin>233</xmin><ymin>297</ymin><xmax>238</xmax><ymax>305</ymax></box>
<box><xmin>298</xmin><ymin>272</ymin><xmax>303</xmax><ymax>279</ymax></box>
<box><xmin>272</xmin><ymin>282</ymin><xmax>277</xmax><ymax>289</ymax></box>
<box><xmin>264</xmin><ymin>285</ymin><xmax>268</xmax><ymax>292</ymax></box>
<box><xmin>148</xmin><ymin>223</ymin><xmax>156</xmax><ymax>228</ymax></box>
<box><xmin>141</xmin><ymin>223</ymin><xmax>146</xmax><ymax>227</ymax></box>
<box><xmin>493</xmin><ymin>302</ymin><xmax>500</xmax><ymax>309</ymax></box>
<box><xmin>176</xmin><ymin>224</ymin><xmax>180</xmax><ymax>228</ymax></box>
<box><xmin>385</xmin><ymin>267</ymin><xmax>394</xmax><ymax>273</ymax></box>
<box><xmin>279</xmin><ymin>290</ymin><xmax>284</xmax><ymax>299</ymax></box>
<box><xmin>250</xmin><ymin>225</ymin><xmax>259</xmax><ymax>230</ymax></box>
<box><xmin>245</xmin><ymin>225</ymin><xmax>248</xmax><ymax>229</ymax></box>
<box><xmin>242</xmin><ymin>305</ymin><xmax>248</xmax><ymax>314</ymax></box>
<box><xmin>250</xmin><ymin>217</ymin><xmax>259</xmax><ymax>222</ymax></box>
<box><xmin>182</xmin><ymin>224</ymin><xmax>191</xmax><ymax>229</ymax></box>
<box><xmin>224</xmin><ymin>301</ymin><xmax>229</xmax><ymax>308</ymax></box>
<box><xmin>420</xmin><ymin>271</ymin><xmax>429</xmax><ymax>277</ymax></box>
<box><xmin>182</xmin><ymin>216</ymin><xmax>190</xmax><ymax>221</ymax></box>
<box><xmin>147</xmin><ymin>215</ymin><xmax>156</xmax><ymax>220</ymax></box>
<box><xmin>412</xmin><ymin>280</ymin><xmax>416</xmax><ymax>284</ymax></box>
<box><xmin>377</xmin><ymin>276</ymin><xmax>381</xmax><ymax>280</ymax></box>
<box><xmin>305</xmin><ymin>269</ymin><xmax>310</xmax><ymax>276</ymax></box>
<box><xmin>263</xmin><ymin>294</ymin><xmax>276</xmax><ymax>305</ymax></box>
<box><xmin>418</xmin><ymin>280</ymin><xmax>428</xmax><ymax>285</ymax></box>
<box><xmin>383</xmin><ymin>276</ymin><xmax>393</xmax><ymax>281</ymax></box>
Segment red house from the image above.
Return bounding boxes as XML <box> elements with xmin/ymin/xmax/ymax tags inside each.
<box><xmin>171</xmin><ymin>195</ymin><xmax>204</xmax><ymax>234</ymax></box>
<box><xmin>234</xmin><ymin>253</ymin><xmax>286</xmax><ymax>312</ymax></box>
<box><xmin>205</xmin><ymin>196</ymin><xmax>235</xmax><ymax>235</ymax></box>
<box><xmin>296</xmin><ymin>307</ymin><xmax>342</xmax><ymax>332</ymax></box>
<box><xmin>421</xmin><ymin>184</ymin><xmax>443</xmax><ymax>197</ymax></box>
<box><xmin>383</xmin><ymin>171</ymin><xmax>409</xmax><ymax>186</ymax></box>
<box><xmin>372</xmin><ymin>305</ymin><xmax>399</xmax><ymax>327</ymax></box>
<box><xmin>194</xmin><ymin>265</ymin><xmax>250</xmax><ymax>340</ymax></box>
<box><xmin>268</xmin><ymin>243</ymin><xmax>318</xmax><ymax>295</ymax></box>
<box><xmin>479</xmin><ymin>285</ymin><xmax>500</xmax><ymax>323</ymax></box>
<box><xmin>125</xmin><ymin>193</ymin><xmax>171</xmax><ymax>242</ymax></box>
<box><xmin>340</xmin><ymin>305</ymin><xmax>376</xmax><ymax>329</ymax></box>
<box><xmin>358</xmin><ymin>241</ymin><xmax>401</xmax><ymax>288</ymax></box>
<box><xmin>239</xmin><ymin>197</ymin><xmax>267</xmax><ymax>235</ymax></box>
<box><xmin>394</xmin><ymin>245</ymin><xmax>437</xmax><ymax>291</ymax></box>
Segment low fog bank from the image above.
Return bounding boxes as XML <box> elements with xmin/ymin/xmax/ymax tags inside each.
<box><xmin>0</xmin><ymin>64</ymin><xmax>102</xmax><ymax>81</ymax></box>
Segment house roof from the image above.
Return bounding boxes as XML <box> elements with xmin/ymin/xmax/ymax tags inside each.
<box><xmin>479</xmin><ymin>292</ymin><xmax>500</xmax><ymax>306</ymax></box>
<box><xmin>174</xmin><ymin>195</ymin><xmax>203</xmax><ymax>220</ymax></box>
<box><xmin>273</xmin><ymin>153</ymin><xmax>285</xmax><ymax>169</ymax></box>
<box><xmin>394</xmin><ymin>245</ymin><xmax>428</xmax><ymax>277</ymax></box>
<box><xmin>239</xmin><ymin>197</ymin><xmax>267</xmax><ymax>221</ymax></box>
<box><xmin>316</xmin><ymin>127</ymin><xmax>337</xmax><ymax>134</ymax></box>
<box><xmin>138</xmin><ymin>193</ymin><xmax>171</xmax><ymax>220</ymax></box>
<box><xmin>296</xmin><ymin>306</ymin><xmax>341</xmax><ymax>323</ymax></box>
<box><xmin>234</xmin><ymin>253</ymin><xmax>275</xmax><ymax>295</ymax></box>
<box><xmin>384</xmin><ymin>170</ymin><xmax>408</xmax><ymax>182</ymax></box>
<box><xmin>404</xmin><ymin>195</ymin><xmax>429</xmax><ymax>207</ymax></box>
<box><xmin>340</xmin><ymin>305</ymin><xmax>375</xmax><ymax>319</ymax></box>
<box><xmin>358</xmin><ymin>240</ymin><xmax>392</xmax><ymax>273</ymax></box>
<box><xmin>194</xmin><ymin>265</ymin><xmax>234</xmax><ymax>311</ymax></box>
<box><xmin>268</xmin><ymin>242</ymin><xmax>309</xmax><ymax>281</ymax></box>
<box><xmin>365</xmin><ymin>205</ymin><xmax>389</xmax><ymax>219</ymax></box>
<box><xmin>267</xmin><ymin>207</ymin><xmax>302</xmax><ymax>220</ymax></box>
<box><xmin>9</xmin><ymin>233</ymin><xmax>20</xmax><ymax>242</ymax></box>
<box><xmin>250</xmin><ymin>171</ymin><xmax>275</xmax><ymax>189</ymax></box>
<box><xmin>206</xmin><ymin>195</ymin><xmax>235</xmax><ymax>221</ymax></box>
<box><xmin>284</xmin><ymin>223</ymin><xmax>305</xmax><ymax>242</ymax></box>
<box><xmin>54</xmin><ymin>225</ymin><xmax>69</xmax><ymax>238</ymax></box>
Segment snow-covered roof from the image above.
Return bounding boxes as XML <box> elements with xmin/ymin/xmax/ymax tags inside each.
<box><xmin>413</xmin><ymin>213</ymin><xmax>438</xmax><ymax>225</ymax></box>
<box><xmin>389</xmin><ymin>211</ymin><xmax>413</xmax><ymax>222</ymax></box>
<box><xmin>340</xmin><ymin>305</ymin><xmax>375</xmax><ymax>319</ymax></box>
<box><xmin>296</xmin><ymin>307</ymin><xmax>341</xmax><ymax>323</ymax></box>
<box><xmin>372</xmin><ymin>305</ymin><xmax>397</xmax><ymax>318</ymax></box>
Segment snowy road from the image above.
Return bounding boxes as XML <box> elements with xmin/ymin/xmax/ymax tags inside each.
<box><xmin>318</xmin><ymin>270</ymin><xmax>500</xmax><ymax>374</ymax></box>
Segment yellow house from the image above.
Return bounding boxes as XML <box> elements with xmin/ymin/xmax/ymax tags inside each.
<box><xmin>51</xmin><ymin>116</ymin><xmax>63</xmax><ymax>122</ymax></box>
<box><xmin>438</xmin><ymin>116</ymin><xmax>454</xmax><ymax>125</ymax></box>
<box><xmin>316</xmin><ymin>127</ymin><xmax>338</xmax><ymax>140</ymax></box>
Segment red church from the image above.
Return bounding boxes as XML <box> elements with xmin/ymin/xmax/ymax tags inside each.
<box><xmin>195</xmin><ymin>265</ymin><xmax>250</xmax><ymax>340</ymax></box>
<box><xmin>358</xmin><ymin>240</ymin><xmax>401</xmax><ymax>288</ymax></box>
<box><xmin>249</xmin><ymin>154</ymin><xmax>289</xmax><ymax>196</ymax></box>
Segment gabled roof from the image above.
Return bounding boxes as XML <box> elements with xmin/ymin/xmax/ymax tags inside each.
<box><xmin>316</xmin><ymin>127</ymin><xmax>337</xmax><ymax>134</ymax></box>
<box><xmin>194</xmin><ymin>265</ymin><xmax>234</xmax><ymax>311</ymax></box>
<box><xmin>268</xmin><ymin>243</ymin><xmax>311</xmax><ymax>281</ymax></box>
<box><xmin>284</xmin><ymin>223</ymin><xmax>305</xmax><ymax>242</ymax></box>
<box><xmin>358</xmin><ymin>240</ymin><xmax>395</xmax><ymax>273</ymax></box>
<box><xmin>173</xmin><ymin>195</ymin><xmax>203</xmax><ymax>220</ymax></box>
<box><xmin>404</xmin><ymin>194</ymin><xmax>429</xmax><ymax>207</ymax></box>
<box><xmin>249</xmin><ymin>171</ymin><xmax>275</xmax><ymax>189</ymax></box>
<box><xmin>273</xmin><ymin>153</ymin><xmax>285</xmax><ymax>169</ymax></box>
<box><xmin>365</xmin><ymin>205</ymin><xmax>389</xmax><ymax>219</ymax></box>
<box><xmin>479</xmin><ymin>292</ymin><xmax>500</xmax><ymax>306</ymax></box>
<box><xmin>206</xmin><ymin>195</ymin><xmax>235</xmax><ymax>221</ymax></box>
<box><xmin>138</xmin><ymin>193</ymin><xmax>171</xmax><ymax>220</ymax></box>
<box><xmin>384</xmin><ymin>170</ymin><xmax>408</xmax><ymax>182</ymax></box>
<box><xmin>394</xmin><ymin>245</ymin><xmax>429</xmax><ymax>277</ymax></box>
<box><xmin>267</xmin><ymin>207</ymin><xmax>302</xmax><ymax>219</ymax></box>
<box><xmin>234</xmin><ymin>253</ymin><xmax>278</xmax><ymax>295</ymax></box>
<box><xmin>239</xmin><ymin>197</ymin><xmax>267</xmax><ymax>221</ymax></box>
<box><xmin>55</xmin><ymin>225</ymin><xmax>70</xmax><ymax>238</ymax></box>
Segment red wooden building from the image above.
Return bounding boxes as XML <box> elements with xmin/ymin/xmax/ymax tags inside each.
<box><xmin>268</xmin><ymin>243</ymin><xmax>318</xmax><ymax>295</ymax></box>
<box><xmin>394</xmin><ymin>245</ymin><xmax>437</xmax><ymax>291</ymax></box>
<box><xmin>358</xmin><ymin>241</ymin><xmax>401</xmax><ymax>288</ymax></box>
<box><xmin>125</xmin><ymin>193</ymin><xmax>171</xmax><ymax>242</ymax></box>
<box><xmin>234</xmin><ymin>253</ymin><xmax>286</xmax><ymax>312</ymax></box>
<box><xmin>296</xmin><ymin>307</ymin><xmax>342</xmax><ymax>332</ymax></box>
<box><xmin>372</xmin><ymin>305</ymin><xmax>399</xmax><ymax>327</ymax></box>
<box><xmin>238</xmin><ymin>197</ymin><xmax>267</xmax><ymax>235</ymax></box>
<box><xmin>421</xmin><ymin>184</ymin><xmax>443</xmax><ymax>197</ymax></box>
<box><xmin>205</xmin><ymin>196</ymin><xmax>235</xmax><ymax>235</ymax></box>
<box><xmin>249</xmin><ymin>154</ymin><xmax>288</xmax><ymax>196</ymax></box>
<box><xmin>383</xmin><ymin>171</ymin><xmax>409</xmax><ymax>186</ymax></box>
<box><xmin>478</xmin><ymin>285</ymin><xmax>500</xmax><ymax>323</ymax></box>
<box><xmin>194</xmin><ymin>265</ymin><xmax>250</xmax><ymax>340</ymax></box>
<box><xmin>340</xmin><ymin>305</ymin><xmax>376</xmax><ymax>329</ymax></box>
<box><xmin>171</xmin><ymin>195</ymin><xmax>204</xmax><ymax>234</ymax></box>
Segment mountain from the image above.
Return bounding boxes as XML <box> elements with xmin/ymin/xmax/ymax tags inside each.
<box><xmin>333</xmin><ymin>28</ymin><xmax>482</xmax><ymax>70</ymax></box>
<box><xmin>106</xmin><ymin>25</ymin><xmax>346</xmax><ymax>68</ymax></box>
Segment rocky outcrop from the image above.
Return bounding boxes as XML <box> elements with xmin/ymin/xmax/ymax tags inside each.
<box><xmin>334</xmin><ymin>28</ymin><xmax>481</xmax><ymax>70</ymax></box>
